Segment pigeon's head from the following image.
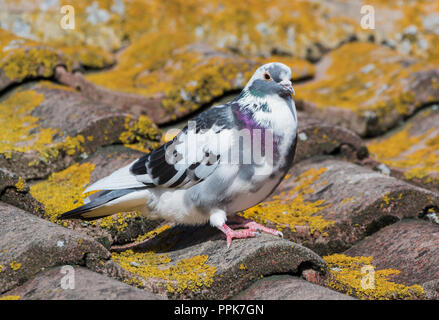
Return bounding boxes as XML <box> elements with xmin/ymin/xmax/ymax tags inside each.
<box><xmin>244</xmin><ymin>62</ymin><xmax>294</xmax><ymax>98</ymax></box>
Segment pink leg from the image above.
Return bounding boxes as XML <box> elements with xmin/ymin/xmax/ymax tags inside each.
<box><xmin>228</xmin><ymin>215</ymin><xmax>284</xmax><ymax>238</ymax></box>
<box><xmin>218</xmin><ymin>223</ymin><xmax>257</xmax><ymax>248</ymax></box>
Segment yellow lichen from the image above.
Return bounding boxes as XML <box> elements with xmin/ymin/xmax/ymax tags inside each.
<box><xmin>135</xmin><ymin>224</ymin><xmax>171</xmax><ymax>243</ymax></box>
<box><xmin>98</xmin><ymin>212</ymin><xmax>139</xmax><ymax>233</ymax></box>
<box><xmin>2</xmin><ymin>47</ymin><xmax>63</xmax><ymax>81</ymax></box>
<box><xmin>0</xmin><ymin>90</ymin><xmax>54</xmax><ymax>155</ymax></box>
<box><xmin>0</xmin><ymin>295</ymin><xmax>20</xmax><ymax>300</ymax></box>
<box><xmin>368</xmin><ymin>124</ymin><xmax>439</xmax><ymax>184</ymax></box>
<box><xmin>240</xmin><ymin>167</ymin><xmax>333</xmax><ymax>234</ymax></box>
<box><xmin>382</xmin><ymin>193</ymin><xmax>390</xmax><ymax>205</ymax></box>
<box><xmin>30</xmin><ymin>163</ymin><xmax>96</xmax><ymax>222</ymax></box>
<box><xmin>87</xmin><ymin>35</ymin><xmax>255</xmax><ymax>116</ymax></box>
<box><xmin>297</xmin><ymin>42</ymin><xmax>427</xmax><ymax>119</ymax></box>
<box><xmin>58</xmin><ymin>45</ymin><xmax>115</xmax><ymax>69</ymax></box>
<box><xmin>9</xmin><ymin>261</ymin><xmax>21</xmax><ymax>271</ymax></box>
<box><xmin>0</xmin><ymin>24</ymin><xmax>112</xmax><ymax>75</ymax></box>
<box><xmin>0</xmin><ymin>29</ymin><xmax>70</xmax><ymax>81</ymax></box>
<box><xmin>112</xmin><ymin>250</ymin><xmax>217</xmax><ymax>293</ymax></box>
<box><xmin>324</xmin><ymin>254</ymin><xmax>424</xmax><ymax>300</ymax></box>
<box><xmin>14</xmin><ymin>177</ymin><xmax>26</xmax><ymax>192</ymax></box>
<box><xmin>61</xmin><ymin>135</ymin><xmax>85</xmax><ymax>156</ymax></box>
<box><xmin>120</xmin><ymin>116</ymin><xmax>161</xmax><ymax>153</ymax></box>
<box><xmin>0</xmin><ymin>88</ymin><xmax>88</xmax><ymax>162</ymax></box>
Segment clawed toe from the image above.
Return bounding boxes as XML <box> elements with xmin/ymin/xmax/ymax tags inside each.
<box><xmin>244</xmin><ymin>221</ymin><xmax>283</xmax><ymax>238</ymax></box>
<box><xmin>218</xmin><ymin>220</ymin><xmax>283</xmax><ymax>248</ymax></box>
<box><xmin>226</xmin><ymin>229</ymin><xmax>257</xmax><ymax>248</ymax></box>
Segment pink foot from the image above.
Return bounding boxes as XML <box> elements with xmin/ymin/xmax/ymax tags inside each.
<box><xmin>220</xmin><ymin>224</ymin><xmax>257</xmax><ymax>248</ymax></box>
<box><xmin>227</xmin><ymin>215</ymin><xmax>283</xmax><ymax>238</ymax></box>
<box><xmin>241</xmin><ymin>221</ymin><xmax>283</xmax><ymax>238</ymax></box>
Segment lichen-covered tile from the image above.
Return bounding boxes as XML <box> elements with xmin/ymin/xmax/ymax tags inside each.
<box><xmin>341</xmin><ymin>219</ymin><xmax>439</xmax><ymax>299</ymax></box>
<box><xmin>324</xmin><ymin>0</ymin><xmax>439</xmax><ymax>66</ymax></box>
<box><xmin>90</xmin><ymin>223</ymin><xmax>326</xmax><ymax>299</ymax></box>
<box><xmin>232</xmin><ymin>274</ymin><xmax>355</xmax><ymax>300</ymax></box>
<box><xmin>0</xmin><ymin>1</ymin><xmax>358</xmax><ymax>61</ymax></box>
<box><xmin>0</xmin><ymin>82</ymin><xmax>161</xmax><ymax>180</ymax></box>
<box><xmin>240</xmin><ymin>156</ymin><xmax>439</xmax><ymax>255</ymax></box>
<box><xmin>323</xmin><ymin>253</ymin><xmax>426</xmax><ymax>300</ymax></box>
<box><xmin>367</xmin><ymin>104</ymin><xmax>439</xmax><ymax>193</ymax></box>
<box><xmin>79</xmin><ymin>44</ymin><xmax>314</xmax><ymax>124</ymax></box>
<box><xmin>0</xmin><ymin>3</ymin><xmax>118</xmax><ymax>67</ymax></box>
<box><xmin>0</xmin><ymin>202</ymin><xmax>110</xmax><ymax>293</ymax></box>
<box><xmin>295</xmin><ymin>42</ymin><xmax>439</xmax><ymax>137</ymax></box>
<box><xmin>0</xmin><ymin>29</ymin><xmax>115</xmax><ymax>91</ymax></box>
<box><xmin>0</xmin><ymin>29</ymin><xmax>71</xmax><ymax>91</ymax></box>
<box><xmin>3</xmin><ymin>1</ymin><xmax>438</xmax><ymax>69</ymax></box>
<box><xmin>1</xmin><ymin>266</ymin><xmax>163</xmax><ymax>300</ymax></box>
<box><xmin>0</xmin><ymin>168</ymin><xmax>44</xmax><ymax>216</ymax></box>
<box><xmin>26</xmin><ymin>145</ymin><xmax>162</xmax><ymax>247</ymax></box>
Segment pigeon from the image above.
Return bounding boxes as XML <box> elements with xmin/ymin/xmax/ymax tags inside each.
<box><xmin>60</xmin><ymin>62</ymin><xmax>298</xmax><ymax>247</ymax></box>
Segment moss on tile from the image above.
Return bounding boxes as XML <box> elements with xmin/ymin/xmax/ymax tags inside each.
<box><xmin>0</xmin><ymin>89</ymin><xmax>54</xmax><ymax>157</ymax></box>
<box><xmin>368</xmin><ymin>124</ymin><xmax>439</xmax><ymax>184</ymax></box>
<box><xmin>0</xmin><ymin>29</ymin><xmax>69</xmax><ymax>81</ymax></box>
<box><xmin>9</xmin><ymin>261</ymin><xmax>21</xmax><ymax>271</ymax></box>
<box><xmin>97</xmin><ymin>211</ymin><xmax>140</xmax><ymax>233</ymax></box>
<box><xmin>112</xmin><ymin>249</ymin><xmax>217</xmax><ymax>294</ymax></box>
<box><xmin>296</xmin><ymin>42</ymin><xmax>427</xmax><ymax>119</ymax></box>
<box><xmin>14</xmin><ymin>177</ymin><xmax>27</xmax><ymax>192</ymax></box>
<box><xmin>119</xmin><ymin>116</ymin><xmax>162</xmax><ymax>153</ymax></box>
<box><xmin>0</xmin><ymin>28</ymin><xmax>113</xmax><ymax>78</ymax></box>
<box><xmin>0</xmin><ymin>295</ymin><xmax>20</xmax><ymax>300</ymax></box>
<box><xmin>240</xmin><ymin>167</ymin><xmax>333</xmax><ymax>234</ymax></box>
<box><xmin>324</xmin><ymin>254</ymin><xmax>425</xmax><ymax>300</ymax></box>
<box><xmin>86</xmin><ymin>34</ymin><xmax>254</xmax><ymax>117</ymax></box>
<box><xmin>30</xmin><ymin>162</ymin><xmax>96</xmax><ymax>222</ymax></box>
<box><xmin>135</xmin><ymin>224</ymin><xmax>172</xmax><ymax>243</ymax></box>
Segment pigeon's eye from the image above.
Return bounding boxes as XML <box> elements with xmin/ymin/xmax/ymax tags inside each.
<box><xmin>263</xmin><ymin>72</ymin><xmax>272</xmax><ymax>81</ymax></box>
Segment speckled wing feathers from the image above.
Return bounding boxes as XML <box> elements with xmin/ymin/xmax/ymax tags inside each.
<box><xmin>130</xmin><ymin>104</ymin><xmax>236</xmax><ymax>189</ymax></box>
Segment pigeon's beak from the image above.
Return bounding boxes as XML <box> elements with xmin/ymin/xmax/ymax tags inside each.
<box><xmin>280</xmin><ymin>80</ymin><xmax>295</xmax><ymax>96</ymax></box>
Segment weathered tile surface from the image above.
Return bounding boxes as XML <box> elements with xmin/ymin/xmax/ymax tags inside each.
<box><xmin>2</xmin><ymin>266</ymin><xmax>163</xmax><ymax>300</ymax></box>
<box><xmin>295</xmin><ymin>42</ymin><xmax>439</xmax><ymax>137</ymax></box>
<box><xmin>89</xmin><ymin>223</ymin><xmax>326</xmax><ymax>300</ymax></box>
<box><xmin>0</xmin><ymin>202</ymin><xmax>110</xmax><ymax>293</ymax></box>
<box><xmin>0</xmin><ymin>82</ymin><xmax>160</xmax><ymax>180</ymax></box>
<box><xmin>295</xmin><ymin>112</ymin><xmax>368</xmax><ymax>163</ymax></box>
<box><xmin>367</xmin><ymin>104</ymin><xmax>439</xmax><ymax>193</ymax></box>
<box><xmin>322</xmin><ymin>253</ymin><xmax>426</xmax><ymax>300</ymax></box>
<box><xmin>1</xmin><ymin>0</ymin><xmax>439</xmax><ymax>302</ymax></box>
<box><xmin>344</xmin><ymin>219</ymin><xmax>439</xmax><ymax>294</ymax></box>
<box><xmin>233</xmin><ymin>274</ymin><xmax>355</xmax><ymax>300</ymax></box>
<box><xmin>57</xmin><ymin>49</ymin><xmax>315</xmax><ymax>125</ymax></box>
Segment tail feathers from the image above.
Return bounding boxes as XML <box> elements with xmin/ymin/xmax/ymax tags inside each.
<box><xmin>83</xmin><ymin>162</ymin><xmax>150</xmax><ymax>193</ymax></box>
<box><xmin>59</xmin><ymin>188</ymin><xmax>146</xmax><ymax>221</ymax></box>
